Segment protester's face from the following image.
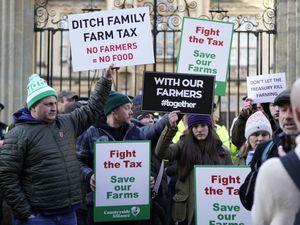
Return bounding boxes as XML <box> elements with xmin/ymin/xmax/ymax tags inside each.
<box><xmin>31</xmin><ymin>96</ymin><xmax>57</xmax><ymax>122</ymax></box>
<box><xmin>140</xmin><ymin>114</ymin><xmax>155</xmax><ymax>125</ymax></box>
<box><xmin>256</xmin><ymin>103</ymin><xmax>264</xmax><ymax>112</ymax></box>
<box><xmin>113</xmin><ymin>103</ymin><xmax>133</xmax><ymax>125</ymax></box>
<box><xmin>248</xmin><ymin>131</ymin><xmax>271</xmax><ymax>149</ymax></box>
<box><xmin>58</xmin><ymin>97</ymin><xmax>76</xmax><ymax>113</ymax></box>
<box><xmin>269</xmin><ymin>103</ymin><xmax>279</xmax><ymax>120</ymax></box>
<box><xmin>192</xmin><ymin>123</ymin><xmax>209</xmax><ymax>141</ymax></box>
<box><xmin>278</xmin><ymin>102</ymin><xmax>298</xmax><ymax>135</ymax></box>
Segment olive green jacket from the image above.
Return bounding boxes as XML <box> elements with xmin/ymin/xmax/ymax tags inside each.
<box><xmin>155</xmin><ymin>126</ymin><xmax>232</xmax><ymax>225</ymax></box>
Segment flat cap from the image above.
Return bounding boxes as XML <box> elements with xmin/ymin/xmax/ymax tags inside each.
<box><xmin>58</xmin><ymin>91</ymin><xmax>78</xmax><ymax>100</ymax></box>
<box><xmin>273</xmin><ymin>89</ymin><xmax>290</xmax><ymax>106</ymax></box>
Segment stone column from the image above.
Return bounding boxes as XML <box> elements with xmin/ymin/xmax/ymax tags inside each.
<box><xmin>276</xmin><ymin>0</ymin><xmax>300</xmax><ymax>87</ymax></box>
<box><xmin>0</xmin><ymin>0</ymin><xmax>34</xmax><ymax>124</ymax></box>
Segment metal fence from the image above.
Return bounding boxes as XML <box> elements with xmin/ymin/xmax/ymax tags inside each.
<box><xmin>33</xmin><ymin>0</ymin><xmax>277</xmax><ymax>130</ymax></box>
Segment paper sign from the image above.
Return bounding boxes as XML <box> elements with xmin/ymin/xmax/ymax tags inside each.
<box><xmin>195</xmin><ymin>166</ymin><xmax>251</xmax><ymax>225</ymax></box>
<box><xmin>247</xmin><ymin>73</ymin><xmax>286</xmax><ymax>103</ymax></box>
<box><xmin>68</xmin><ymin>7</ymin><xmax>154</xmax><ymax>71</ymax></box>
<box><xmin>142</xmin><ymin>71</ymin><xmax>215</xmax><ymax>115</ymax></box>
<box><xmin>177</xmin><ymin>17</ymin><xmax>234</xmax><ymax>95</ymax></box>
<box><xmin>94</xmin><ymin>141</ymin><xmax>150</xmax><ymax>222</ymax></box>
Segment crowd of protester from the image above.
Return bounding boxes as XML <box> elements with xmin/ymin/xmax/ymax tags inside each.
<box><xmin>0</xmin><ymin>65</ymin><xmax>300</xmax><ymax>225</ymax></box>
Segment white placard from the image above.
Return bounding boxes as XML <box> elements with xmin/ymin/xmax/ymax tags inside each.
<box><xmin>68</xmin><ymin>7</ymin><xmax>154</xmax><ymax>71</ymax></box>
<box><xmin>195</xmin><ymin>166</ymin><xmax>251</xmax><ymax>225</ymax></box>
<box><xmin>247</xmin><ymin>73</ymin><xmax>286</xmax><ymax>103</ymax></box>
<box><xmin>94</xmin><ymin>141</ymin><xmax>150</xmax><ymax>207</ymax></box>
<box><xmin>177</xmin><ymin>17</ymin><xmax>234</xmax><ymax>82</ymax></box>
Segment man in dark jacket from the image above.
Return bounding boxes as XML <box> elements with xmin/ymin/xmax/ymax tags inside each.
<box><xmin>0</xmin><ymin>67</ymin><xmax>113</xmax><ymax>224</ymax></box>
<box><xmin>239</xmin><ymin>89</ymin><xmax>298</xmax><ymax>210</ymax></box>
<box><xmin>76</xmin><ymin>91</ymin><xmax>149</xmax><ymax>225</ymax></box>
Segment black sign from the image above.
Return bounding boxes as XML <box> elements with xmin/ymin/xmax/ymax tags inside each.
<box><xmin>142</xmin><ymin>71</ymin><xmax>215</xmax><ymax>115</ymax></box>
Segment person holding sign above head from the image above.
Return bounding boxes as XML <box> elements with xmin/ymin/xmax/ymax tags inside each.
<box><xmin>155</xmin><ymin>113</ymin><xmax>232</xmax><ymax>225</ymax></box>
<box><xmin>0</xmin><ymin>66</ymin><xmax>113</xmax><ymax>225</ymax></box>
<box><xmin>231</xmin><ymin>97</ymin><xmax>264</xmax><ymax>150</ymax></box>
<box><xmin>234</xmin><ymin>111</ymin><xmax>272</xmax><ymax>165</ymax></box>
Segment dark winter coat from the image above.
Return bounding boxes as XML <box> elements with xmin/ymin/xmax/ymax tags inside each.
<box><xmin>239</xmin><ymin>128</ymin><xmax>293</xmax><ymax>210</ymax></box>
<box><xmin>0</xmin><ymin>77</ymin><xmax>112</xmax><ymax>220</ymax></box>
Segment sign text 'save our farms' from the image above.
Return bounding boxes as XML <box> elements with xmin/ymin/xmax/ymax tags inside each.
<box><xmin>177</xmin><ymin>17</ymin><xmax>233</xmax><ymax>96</ymax></box>
<box><xmin>94</xmin><ymin>141</ymin><xmax>150</xmax><ymax>222</ymax></box>
<box><xmin>195</xmin><ymin>166</ymin><xmax>251</xmax><ymax>225</ymax></box>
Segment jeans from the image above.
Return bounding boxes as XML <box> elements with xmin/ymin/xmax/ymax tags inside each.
<box><xmin>13</xmin><ymin>211</ymin><xmax>77</xmax><ymax>225</ymax></box>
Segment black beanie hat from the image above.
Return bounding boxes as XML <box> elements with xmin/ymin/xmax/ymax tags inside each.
<box><xmin>133</xmin><ymin>105</ymin><xmax>154</xmax><ymax>120</ymax></box>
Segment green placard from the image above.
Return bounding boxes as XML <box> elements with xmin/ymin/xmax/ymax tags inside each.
<box><xmin>177</xmin><ymin>17</ymin><xmax>234</xmax><ymax>96</ymax></box>
<box><xmin>93</xmin><ymin>140</ymin><xmax>151</xmax><ymax>222</ymax></box>
<box><xmin>94</xmin><ymin>204</ymin><xmax>150</xmax><ymax>222</ymax></box>
<box><xmin>215</xmin><ymin>80</ymin><xmax>227</xmax><ymax>96</ymax></box>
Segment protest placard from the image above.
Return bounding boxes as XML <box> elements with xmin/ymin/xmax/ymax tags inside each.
<box><xmin>94</xmin><ymin>141</ymin><xmax>150</xmax><ymax>222</ymax></box>
<box><xmin>195</xmin><ymin>166</ymin><xmax>251</xmax><ymax>225</ymax></box>
<box><xmin>247</xmin><ymin>73</ymin><xmax>286</xmax><ymax>103</ymax></box>
<box><xmin>142</xmin><ymin>71</ymin><xmax>215</xmax><ymax>115</ymax></box>
<box><xmin>68</xmin><ymin>7</ymin><xmax>154</xmax><ymax>71</ymax></box>
<box><xmin>177</xmin><ymin>17</ymin><xmax>234</xmax><ymax>96</ymax></box>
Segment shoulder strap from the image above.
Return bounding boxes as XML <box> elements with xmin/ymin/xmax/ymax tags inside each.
<box><xmin>152</xmin><ymin>160</ymin><xmax>164</xmax><ymax>199</ymax></box>
<box><xmin>280</xmin><ymin>151</ymin><xmax>300</xmax><ymax>191</ymax></box>
<box><xmin>261</xmin><ymin>141</ymin><xmax>274</xmax><ymax>162</ymax></box>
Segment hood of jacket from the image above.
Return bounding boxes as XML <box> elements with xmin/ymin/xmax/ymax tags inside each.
<box><xmin>13</xmin><ymin>107</ymin><xmax>42</xmax><ymax>124</ymax></box>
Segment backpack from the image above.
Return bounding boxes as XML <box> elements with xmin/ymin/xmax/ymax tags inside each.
<box><xmin>280</xmin><ymin>151</ymin><xmax>300</xmax><ymax>225</ymax></box>
<box><xmin>239</xmin><ymin>140</ymin><xmax>274</xmax><ymax>210</ymax></box>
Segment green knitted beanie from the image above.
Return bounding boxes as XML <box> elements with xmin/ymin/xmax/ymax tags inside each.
<box><xmin>26</xmin><ymin>74</ymin><xmax>57</xmax><ymax>109</ymax></box>
<box><xmin>104</xmin><ymin>91</ymin><xmax>132</xmax><ymax>116</ymax></box>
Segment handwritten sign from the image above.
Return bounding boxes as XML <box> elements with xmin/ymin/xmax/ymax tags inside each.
<box><xmin>195</xmin><ymin>166</ymin><xmax>251</xmax><ymax>225</ymax></box>
<box><xmin>247</xmin><ymin>73</ymin><xmax>286</xmax><ymax>103</ymax></box>
<box><xmin>142</xmin><ymin>71</ymin><xmax>215</xmax><ymax>115</ymax></box>
<box><xmin>94</xmin><ymin>141</ymin><xmax>150</xmax><ymax>222</ymax></box>
<box><xmin>68</xmin><ymin>7</ymin><xmax>154</xmax><ymax>71</ymax></box>
<box><xmin>177</xmin><ymin>17</ymin><xmax>233</xmax><ymax>95</ymax></box>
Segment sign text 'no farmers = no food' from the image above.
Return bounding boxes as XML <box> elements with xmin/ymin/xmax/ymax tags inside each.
<box><xmin>68</xmin><ymin>7</ymin><xmax>154</xmax><ymax>71</ymax></box>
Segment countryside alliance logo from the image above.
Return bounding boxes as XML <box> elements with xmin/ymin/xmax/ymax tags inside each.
<box><xmin>131</xmin><ymin>206</ymin><xmax>141</xmax><ymax>217</ymax></box>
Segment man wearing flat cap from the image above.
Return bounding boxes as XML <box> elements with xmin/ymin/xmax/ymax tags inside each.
<box><xmin>239</xmin><ymin>89</ymin><xmax>298</xmax><ymax>210</ymax></box>
<box><xmin>57</xmin><ymin>90</ymin><xmax>79</xmax><ymax>113</ymax></box>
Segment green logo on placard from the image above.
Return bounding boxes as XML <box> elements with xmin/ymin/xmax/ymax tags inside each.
<box><xmin>131</xmin><ymin>206</ymin><xmax>140</xmax><ymax>216</ymax></box>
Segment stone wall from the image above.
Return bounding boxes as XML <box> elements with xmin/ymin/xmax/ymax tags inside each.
<box><xmin>0</xmin><ymin>0</ymin><xmax>34</xmax><ymax>124</ymax></box>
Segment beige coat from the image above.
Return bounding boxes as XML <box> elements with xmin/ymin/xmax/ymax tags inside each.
<box><xmin>252</xmin><ymin>135</ymin><xmax>300</xmax><ymax>225</ymax></box>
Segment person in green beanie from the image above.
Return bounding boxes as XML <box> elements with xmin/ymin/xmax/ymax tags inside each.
<box><xmin>77</xmin><ymin>91</ymin><xmax>160</xmax><ymax>225</ymax></box>
<box><xmin>0</xmin><ymin>65</ymin><xmax>115</xmax><ymax>225</ymax></box>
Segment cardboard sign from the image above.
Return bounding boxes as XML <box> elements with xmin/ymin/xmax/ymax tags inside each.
<box><xmin>177</xmin><ymin>17</ymin><xmax>234</xmax><ymax>96</ymax></box>
<box><xmin>94</xmin><ymin>141</ymin><xmax>151</xmax><ymax>222</ymax></box>
<box><xmin>195</xmin><ymin>166</ymin><xmax>251</xmax><ymax>225</ymax></box>
<box><xmin>142</xmin><ymin>71</ymin><xmax>215</xmax><ymax>115</ymax></box>
<box><xmin>247</xmin><ymin>73</ymin><xmax>286</xmax><ymax>103</ymax></box>
<box><xmin>68</xmin><ymin>7</ymin><xmax>154</xmax><ymax>71</ymax></box>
